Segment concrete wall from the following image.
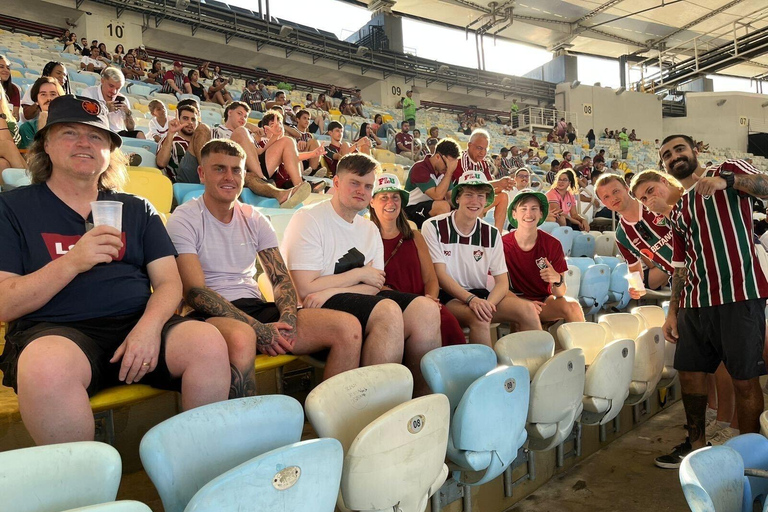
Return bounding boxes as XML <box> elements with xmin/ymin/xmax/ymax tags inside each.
<box><xmin>524</xmin><ymin>54</ymin><xmax>577</xmax><ymax>85</ymax></box>
<box><xmin>556</xmin><ymin>82</ymin><xmax>663</xmax><ymax>141</ymax></box>
<box><xmin>662</xmin><ymin>92</ymin><xmax>768</xmax><ymax>152</ymax></box>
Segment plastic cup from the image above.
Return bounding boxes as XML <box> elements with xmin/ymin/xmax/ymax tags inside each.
<box><xmin>625</xmin><ymin>271</ymin><xmax>646</xmax><ymax>296</ymax></box>
<box><xmin>91</xmin><ymin>201</ymin><xmax>123</xmax><ymax>231</ymax></box>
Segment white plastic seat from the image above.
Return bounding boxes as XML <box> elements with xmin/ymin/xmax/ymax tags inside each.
<box><xmin>0</xmin><ymin>441</ymin><xmax>122</xmax><ymax>512</ymax></box>
<box><xmin>564</xmin><ymin>265</ymin><xmax>581</xmax><ymax>300</ymax></box>
<box><xmin>633</xmin><ymin>305</ymin><xmax>678</xmax><ymax>388</ymax></box>
<box><xmin>305</xmin><ymin>364</ymin><xmax>449</xmax><ymax>512</ymax></box>
<box><xmin>558</xmin><ymin>322</ymin><xmax>635</xmax><ymax>425</ymax></box>
<box><xmin>62</xmin><ymin>502</ymin><xmax>152</xmax><ymax>512</ymax></box>
<box><xmin>599</xmin><ymin>313</ymin><xmax>642</xmax><ymax>341</ymax></box>
<box><xmin>595</xmin><ymin>231</ymin><xmax>617</xmax><ymax>256</ymax></box>
<box><xmin>495</xmin><ymin>331</ymin><xmax>586</xmax><ymax>451</ymax></box>
<box><xmin>631</xmin><ymin>305</ymin><xmax>666</xmax><ymax>329</ymax></box>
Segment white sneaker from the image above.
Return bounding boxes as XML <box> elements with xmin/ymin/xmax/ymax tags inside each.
<box><xmin>705</xmin><ymin>407</ymin><xmax>717</xmax><ymax>424</ymax></box>
<box><xmin>705</xmin><ymin>419</ymin><xmax>727</xmax><ymax>439</ymax></box>
<box><xmin>709</xmin><ymin>427</ymin><xmax>739</xmax><ymax>446</ymax></box>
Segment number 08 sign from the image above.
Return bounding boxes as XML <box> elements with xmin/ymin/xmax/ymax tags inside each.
<box><xmin>582</xmin><ymin>104</ymin><xmax>593</xmax><ymax>116</ymax></box>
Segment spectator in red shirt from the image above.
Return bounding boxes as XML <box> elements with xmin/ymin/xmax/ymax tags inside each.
<box><xmin>560</xmin><ymin>151</ymin><xmax>573</xmax><ymax>169</ymax></box>
<box><xmin>395</xmin><ymin>121</ymin><xmax>414</xmax><ymax>159</ymax></box>
<box><xmin>593</xmin><ymin>149</ymin><xmax>606</xmax><ymax>164</ymax></box>
<box><xmin>529</xmin><ymin>134</ymin><xmax>540</xmax><ymax>148</ymax></box>
<box><xmin>503</xmin><ymin>191</ymin><xmax>584</xmax><ymax>323</ymax></box>
<box><xmin>162</xmin><ymin>61</ymin><xmax>192</xmax><ymax>98</ymax></box>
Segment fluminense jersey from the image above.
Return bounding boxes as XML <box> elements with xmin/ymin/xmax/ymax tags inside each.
<box><xmin>406</xmin><ymin>157</ymin><xmax>445</xmax><ymax>205</ymax></box>
<box><xmin>422</xmin><ymin>211</ymin><xmax>507</xmax><ymax>291</ymax></box>
<box><xmin>671</xmin><ymin>159</ymin><xmax>768</xmax><ymax>308</ymax></box>
<box><xmin>616</xmin><ymin>201</ymin><xmax>675</xmax><ymax>275</ymax></box>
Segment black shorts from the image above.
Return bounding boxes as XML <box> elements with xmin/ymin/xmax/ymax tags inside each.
<box><xmin>438</xmin><ymin>288</ymin><xmax>490</xmax><ymax>306</ymax></box>
<box><xmin>258</xmin><ymin>152</ymin><xmax>273</xmax><ymax>179</ymax></box>
<box><xmin>0</xmin><ymin>312</ymin><xmax>193</xmax><ymax>396</ymax></box>
<box><xmin>674</xmin><ymin>299</ymin><xmax>767</xmax><ymax>380</ymax></box>
<box><xmin>187</xmin><ymin>297</ymin><xmax>280</xmax><ymax>324</ymax></box>
<box><xmin>309</xmin><ymin>122</ymin><xmax>319</xmax><ymax>134</ymax></box>
<box><xmin>118</xmin><ymin>130</ymin><xmax>144</xmax><ymax>139</ymax></box>
<box><xmin>322</xmin><ymin>290</ymin><xmax>419</xmax><ymax>332</ymax></box>
<box><xmin>404</xmin><ymin>201</ymin><xmax>434</xmax><ymax>229</ymax></box>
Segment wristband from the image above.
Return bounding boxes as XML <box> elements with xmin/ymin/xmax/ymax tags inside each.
<box><xmin>465</xmin><ymin>294</ymin><xmax>476</xmax><ymax>305</ymax></box>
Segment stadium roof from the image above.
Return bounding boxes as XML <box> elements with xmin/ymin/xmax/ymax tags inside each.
<box><xmin>344</xmin><ymin>0</ymin><xmax>768</xmax><ymax>80</ymax></box>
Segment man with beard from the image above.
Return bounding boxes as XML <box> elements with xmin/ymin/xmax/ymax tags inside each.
<box><xmin>156</xmin><ymin>104</ymin><xmax>199</xmax><ymax>182</ymax></box>
<box><xmin>659</xmin><ymin>134</ymin><xmax>768</xmax><ymax>464</ymax></box>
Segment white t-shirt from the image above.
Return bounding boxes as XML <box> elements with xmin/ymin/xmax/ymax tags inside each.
<box><xmin>148</xmin><ymin>117</ymin><xmax>169</xmax><ymax>141</ymax></box>
<box><xmin>82</xmin><ymin>85</ymin><xmax>131</xmax><ymax>132</ymax></box>
<box><xmin>212</xmin><ymin>123</ymin><xmax>254</xmax><ymax>143</ymax></box>
<box><xmin>166</xmin><ymin>196</ymin><xmax>278</xmax><ymax>302</ymax></box>
<box><xmin>19</xmin><ymin>85</ymin><xmax>34</xmax><ymax>123</ymax></box>
<box><xmin>422</xmin><ymin>211</ymin><xmax>507</xmax><ymax>291</ymax></box>
<box><xmin>81</xmin><ymin>56</ymin><xmax>106</xmax><ymax>71</ymax></box>
<box><xmin>281</xmin><ymin>200</ymin><xmax>384</xmax><ymax>278</ymax></box>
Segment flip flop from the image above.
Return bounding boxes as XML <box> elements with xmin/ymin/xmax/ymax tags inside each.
<box><xmin>280</xmin><ymin>182</ymin><xmax>311</xmax><ymax>209</ymax></box>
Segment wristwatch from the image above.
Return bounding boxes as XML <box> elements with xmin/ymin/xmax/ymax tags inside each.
<box><xmin>0</xmin><ymin>113</ymin><xmax>6</xmax><ymax>120</ymax></box>
<box><xmin>553</xmin><ymin>275</ymin><xmax>564</xmax><ymax>287</ymax></box>
<box><xmin>720</xmin><ymin>170</ymin><xmax>735</xmax><ymax>189</ymax></box>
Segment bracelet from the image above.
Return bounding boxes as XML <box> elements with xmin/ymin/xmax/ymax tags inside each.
<box><xmin>0</xmin><ymin>128</ymin><xmax>8</xmax><ymax>131</ymax></box>
<box><xmin>465</xmin><ymin>294</ymin><xmax>476</xmax><ymax>305</ymax></box>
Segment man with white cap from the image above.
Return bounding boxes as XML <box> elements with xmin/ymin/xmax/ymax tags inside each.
<box><xmin>422</xmin><ymin>171</ymin><xmax>542</xmax><ymax>346</ymax></box>
<box><xmin>503</xmin><ymin>190</ymin><xmax>584</xmax><ymax>323</ymax></box>
<box><xmin>0</xmin><ymin>95</ymin><xmax>230</xmax><ymax>444</ymax></box>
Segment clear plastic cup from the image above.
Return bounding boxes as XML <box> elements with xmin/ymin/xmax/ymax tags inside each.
<box><xmin>90</xmin><ymin>201</ymin><xmax>123</xmax><ymax>231</ymax></box>
<box><xmin>625</xmin><ymin>271</ymin><xmax>646</xmax><ymax>296</ymax></box>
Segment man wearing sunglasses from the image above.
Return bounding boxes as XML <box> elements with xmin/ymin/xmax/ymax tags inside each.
<box><xmin>403</xmin><ymin>138</ymin><xmax>460</xmax><ymax>228</ymax></box>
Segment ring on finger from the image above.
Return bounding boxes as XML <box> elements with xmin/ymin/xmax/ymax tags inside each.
<box><xmin>142</xmin><ymin>361</ymin><xmax>151</xmax><ymax>367</ymax></box>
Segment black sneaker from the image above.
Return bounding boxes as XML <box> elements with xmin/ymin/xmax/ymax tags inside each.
<box><xmin>654</xmin><ymin>438</ymin><xmax>693</xmax><ymax>469</ymax></box>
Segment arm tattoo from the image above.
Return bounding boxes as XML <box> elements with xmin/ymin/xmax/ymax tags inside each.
<box><xmin>669</xmin><ymin>267</ymin><xmax>687</xmax><ymax>309</ymax></box>
<box><xmin>682</xmin><ymin>393</ymin><xmax>708</xmax><ymax>445</ymax></box>
<box><xmin>187</xmin><ymin>286</ymin><xmax>281</xmax><ymax>349</ymax></box>
<box><xmin>229</xmin><ymin>363</ymin><xmax>257</xmax><ymax>399</ymax></box>
<box><xmin>735</xmin><ymin>174</ymin><xmax>768</xmax><ymax>199</ymax></box>
<box><xmin>259</xmin><ymin>248</ymin><xmax>299</xmax><ymax>328</ymax></box>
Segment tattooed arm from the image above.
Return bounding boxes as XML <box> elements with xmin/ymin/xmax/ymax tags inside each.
<box><xmin>662</xmin><ymin>266</ymin><xmax>687</xmax><ymax>343</ymax></box>
<box><xmin>176</xmin><ymin>253</ymin><xmax>292</xmax><ymax>356</ymax></box>
<box><xmin>734</xmin><ymin>174</ymin><xmax>768</xmax><ymax>199</ymax></box>
<box><xmin>258</xmin><ymin>248</ymin><xmax>298</xmax><ymax>346</ymax></box>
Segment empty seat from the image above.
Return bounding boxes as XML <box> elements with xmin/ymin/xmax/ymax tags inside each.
<box><xmin>1</xmin><ymin>167</ymin><xmax>31</xmax><ymax>189</ymax></box>
<box><xmin>632</xmin><ymin>306</ymin><xmax>677</xmax><ymax>388</ymax></box>
<box><xmin>558</xmin><ymin>322</ymin><xmax>635</xmax><ymax>425</ymax></box>
<box><xmin>140</xmin><ymin>395</ymin><xmax>304</xmax><ymax>512</ymax></box>
<box><xmin>172</xmin><ymin>183</ymin><xmax>205</xmax><ymax>205</ymax></box>
<box><xmin>593</xmin><ymin>255</ymin><xmax>621</xmax><ymax>270</ymax></box>
<box><xmin>571</xmin><ymin>232</ymin><xmax>596</xmax><ymax>258</ymax></box>
<box><xmin>0</xmin><ymin>441</ymin><xmax>122</xmax><ymax>512</ymax></box>
<box><xmin>679</xmin><ymin>445</ymin><xmax>745</xmax><ymax>512</ymax></box>
<box><xmin>121</xmin><ymin>137</ymin><xmax>159</xmax><ymax>154</ymax></box>
<box><xmin>124</xmin><ymin>169</ymin><xmax>173</xmax><ymax>214</ymax></box>
<box><xmin>551</xmin><ymin>226</ymin><xmax>575</xmax><ymax>256</ymax></box>
<box><xmin>122</xmin><ymin>146</ymin><xmax>156</xmax><ymax>168</ymax></box>
<box><xmin>564</xmin><ymin>265</ymin><xmax>581</xmax><ymax>300</ymax></box>
<box><xmin>595</xmin><ymin>231</ymin><xmax>617</xmax><ymax>256</ymax></box>
<box><xmin>605</xmin><ymin>261</ymin><xmax>631</xmax><ymax>310</ymax></box>
<box><xmin>725</xmin><ymin>434</ymin><xmax>768</xmax><ymax>512</ymax></box>
<box><xmin>495</xmin><ymin>331</ymin><xmax>585</xmax><ymax>451</ymax></box>
<box><xmin>566</xmin><ymin>257</ymin><xmax>611</xmax><ymax>316</ymax></box>
<box><xmin>421</xmin><ymin>345</ymin><xmax>529</xmax><ymax>485</ymax></box>
<box><xmin>599</xmin><ymin>313</ymin><xmax>642</xmax><ymax>341</ymax></box>
<box><xmin>305</xmin><ymin>364</ymin><xmax>449</xmax><ymax>512</ymax></box>
<box><xmin>62</xmin><ymin>502</ymin><xmax>152</xmax><ymax>512</ymax></box>
<box><xmin>631</xmin><ymin>305</ymin><xmax>666</xmax><ymax>329</ymax></box>
<box><xmin>183</xmin><ymin>439</ymin><xmax>343</xmax><ymax>512</ymax></box>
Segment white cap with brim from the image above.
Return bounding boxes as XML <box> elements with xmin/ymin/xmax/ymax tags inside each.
<box><xmin>372</xmin><ymin>173</ymin><xmax>409</xmax><ymax>206</ymax></box>
<box><xmin>451</xmin><ymin>170</ymin><xmax>494</xmax><ymax>208</ymax></box>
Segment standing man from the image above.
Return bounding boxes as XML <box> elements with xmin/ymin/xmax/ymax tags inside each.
<box><xmin>155</xmin><ymin>104</ymin><xmax>199</xmax><ymax>182</ymax></box>
<box><xmin>240</xmin><ymin>79</ymin><xmax>264</xmax><ymax>112</ymax></box>
<box><xmin>619</xmin><ymin>128</ymin><xmax>630</xmax><ymax>159</ymax></box>
<box><xmin>661</xmin><ymin>134</ymin><xmax>768</xmax><ymax>461</ymax></box>
<box><xmin>82</xmin><ymin>67</ymin><xmax>145</xmax><ymax>139</ymax></box>
<box><xmin>402</xmin><ymin>89</ymin><xmax>416</xmax><ymax>128</ymax></box>
<box><xmin>281</xmin><ymin>153</ymin><xmax>441</xmax><ymax>395</ymax></box>
<box><xmin>403</xmin><ymin>138</ymin><xmax>458</xmax><ymax>227</ymax></box>
<box><xmin>167</xmin><ymin>139</ymin><xmax>367</xmax><ymax>397</ymax></box>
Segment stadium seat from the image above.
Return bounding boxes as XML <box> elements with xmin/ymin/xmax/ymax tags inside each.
<box><xmin>140</xmin><ymin>395</ymin><xmax>304</xmax><ymax>512</ymax></box>
<box><xmin>305</xmin><ymin>364</ymin><xmax>449</xmax><ymax>512</ymax></box>
<box><xmin>679</xmin><ymin>445</ymin><xmax>745</xmax><ymax>512</ymax></box>
<box><xmin>594</xmin><ymin>232</ymin><xmax>618</xmax><ymax>257</ymax></box>
<box><xmin>593</xmin><ymin>255</ymin><xmax>621</xmax><ymax>270</ymax></box>
<box><xmin>239</xmin><ymin>188</ymin><xmax>280</xmax><ymax>208</ymax></box>
<box><xmin>550</xmin><ymin>226</ymin><xmax>575</xmax><ymax>256</ymax></box>
<box><xmin>62</xmin><ymin>502</ymin><xmax>152</xmax><ymax>512</ymax></box>
<box><xmin>564</xmin><ymin>265</ymin><xmax>581</xmax><ymax>300</ymax></box>
<box><xmin>421</xmin><ymin>345</ymin><xmax>529</xmax><ymax>485</ymax></box>
<box><xmin>73</xmin><ymin>71</ymin><xmax>98</xmax><ymax>86</ymax></box>
<box><xmin>201</xmin><ymin>110</ymin><xmax>222</xmax><ymax>126</ymax></box>
<box><xmin>182</xmin><ymin>189</ymin><xmax>204</xmax><ymax>204</ymax></box>
<box><xmin>495</xmin><ymin>331</ymin><xmax>585</xmax><ymax>452</ymax></box>
<box><xmin>571</xmin><ymin>232</ymin><xmax>596</xmax><ymax>258</ymax></box>
<box><xmin>605</xmin><ymin>262</ymin><xmax>631</xmax><ymax>310</ymax></box>
<box><xmin>173</xmin><ymin>183</ymin><xmax>205</xmax><ymax>205</ymax></box>
<box><xmin>0</xmin><ymin>441</ymin><xmax>122</xmax><ymax>512</ymax></box>
<box><xmin>566</xmin><ymin>257</ymin><xmax>611</xmax><ymax>316</ymax></box>
<box><xmin>724</xmin><ymin>434</ymin><xmax>768</xmax><ymax>512</ymax></box>
<box><xmin>557</xmin><ymin>322</ymin><xmax>635</xmax><ymax>426</ymax></box>
<box><xmin>599</xmin><ymin>313</ymin><xmax>642</xmax><ymax>341</ymax></box>
<box><xmin>539</xmin><ymin>221</ymin><xmax>560</xmax><ymax>234</ymax></box>
<box><xmin>124</xmin><ymin>169</ymin><xmax>173</xmax><ymax>214</ymax></box>
<box><xmin>182</xmin><ymin>439</ymin><xmax>343</xmax><ymax>512</ymax></box>
<box><xmin>631</xmin><ymin>305</ymin><xmax>665</xmax><ymax>329</ymax></box>
<box><xmin>121</xmin><ymin>137</ymin><xmax>158</xmax><ymax>154</ymax></box>
<box><xmin>1</xmin><ymin>168</ymin><xmax>31</xmax><ymax>189</ymax></box>
<box><xmin>122</xmin><ymin>147</ymin><xmax>156</xmax><ymax>167</ymax></box>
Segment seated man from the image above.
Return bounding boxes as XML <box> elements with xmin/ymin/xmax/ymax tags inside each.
<box><xmin>240</xmin><ymin>79</ymin><xmax>264</xmax><ymax>112</ymax></box>
<box><xmin>395</xmin><ymin>121</ymin><xmax>414</xmax><ymax>159</ymax></box>
<box><xmin>293</xmin><ymin>109</ymin><xmax>325</xmax><ymax>177</ymax></box>
<box><xmin>210</xmin><ymin>102</ymin><xmax>311</xmax><ymax>208</ymax></box>
<box><xmin>18</xmin><ymin>77</ymin><xmax>64</xmax><ymax>149</ymax></box>
<box><xmin>323</xmin><ymin>120</ymin><xmax>362</xmax><ymax>177</ymax></box>
<box><xmin>82</xmin><ymin>67</ymin><xmax>145</xmax><ymax>140</ymax></box>
<box><xmin>282</xmin><ymin>153</ymin><xmax>440</xmax><ymax>395</ymax></box>
<box><xmin>167</xmin><ymin>139</ymin><xmax>365</xmax><ymax>397</ymax></box>
<box><xmin>155</xmin><ymin>103</ymin><xmax>199</xmax><ymax>182</ymax></box>
<box><xmin>80</xmin><ymin>47</ymin><xmax>106</xmax><ymax>73</ymax></box>
<box><xmin>121</xmin><ymin>53</ymin><xmax>144</xmax><ymax>81</ymax></box>
<box><xmin>161</xmin><ymin>61</ymin><xmax>192</xmax><ymax>99</ymax></box>
<box><xmin>403</xmin><ymin>138</ymin><xmax>458</xmax><ymax>228</ymax></box>
<box><xmin>503</xmin><ymin>190</ymin><xmax>584</xmax><ymax>324</ymax></box>
<box><xmin>0</xmin><ymin>95</ymin><xmax>230</xmax><ymax>445</ymax></box>
<box><xmin>265</xmin><ymin>91</ymin><xmax>299</xmax><ymax>136</ymax></box>
<box><xmin>422</xmin><ymin>171</ymin><xmax>542</xmax><ymax>346</ymax></box>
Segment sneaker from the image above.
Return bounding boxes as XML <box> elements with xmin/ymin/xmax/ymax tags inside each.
<box><xmin>705</xmin><ymin>407</ymin><xmax>717</xmax><ymax>424</ymax></box>
<box><xmin>709</xmin><ymin>427</ymin><xmax>739</xmax><ymax>446</ymax></box>
<box><xmin>279</xmin><ymin>182</ymin><xmax>311</xmax><ymax>209</ymax></box>
<box><xmin>705</xmin><ymin>419</ymin><xmax>727</xmax><ymax>439</ymax></box>
<box><xmin>655</xmin><ymin>438</ymin><xmax>693</xmax><ymax>469</ymax></box>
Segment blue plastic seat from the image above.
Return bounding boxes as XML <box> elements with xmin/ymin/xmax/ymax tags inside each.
<box><xmin>72</xmin><ymin>71</ymin><xmax>97</xmax><ymax>86</ymax></box>
<box><xmin>173</xmin><ymin>183</ymin><xmax>205</xmax><ymax>205</ymax></box>
<box><xmin>680</xmin><ymin>445</ymin><xmax>746</xmax><ymax>512</ymax></box>
<box><xmin>605</xmin><ymin>262</ymin><xmax>631</xmax><ymax>310</ymax></box>
<box><xmin>539</xmin><ymin>221</ymin><xmax>560</xmax><ymax>234</ymax></box>
<box><xmin>566</xmin><ymin>257</ymin><xmax>611</xmax><ymax>316</ymax></box>
<box><xmin>420</xmin><ymin>345</ymin><xmax>529</xmax><ymax>486</ymax></box>
<box><xmin>0</xmin><ymin>441</ymin><xmax>122</xmax><ymax>512</ymax></box>
<box><xmin>1</xmin><ymin>168</ymin><xmax>31</xmax><ymax>189</ymax></box>
<box><xmin>122</xmin><ymin>137</ymin><xmax>159</xmax><ymax>154</ymax></box>
<box><xmin>593</xmin><ymin>255</ymin><xmax>621</xmax><ymax>270</ymax></box>
<box><xmin>123</xmin><ymin>146</ymin><xmax>157</xmax><ymax>168</ymax></box>
<box><xmin>551</xmin><ymin>226</ymin><xmax>575</xmax><ymax>256</ymax></box>
<box><xmin>240</xmin><ymin>188</ymin><xmax>281</xmax><ymax>208</ymax></box>
<box><xmin>182</xmin><ymin>189</ymin><xmax>205</xmax><ymax>204</ymax></box>
<box><xmin>184</xmin><ymin>439</ymin><xmax>343</xmax><ymax>512</ymax></box>
<box><xmin>140</xmin><ymin>396</ymin><xmax>305</xmax><ymax>512</ymax></box>
<box><xmin>725</xmin><ymin>434</ymin><xmax>768</xmax><ymax>512</ymax></box>
<box><xmin>202</xmin><ymin>110</ymin><xmax>222</xmax><ymax>126</ymax></box>
<box><xmin>570</xmin><ymin>232</ymin><xmax>596</xmax><ymax>257</ymax></box>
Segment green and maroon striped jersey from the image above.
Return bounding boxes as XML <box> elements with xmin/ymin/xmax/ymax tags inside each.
<box><xmin>671</xmin><ymin>159</ymin><xmax>768</xmax><ymax>308</ymax></box>
<box><xmin>616</xmin><ymin>201</ymin><xmax>675</xmax><ymax>275</ymax></box>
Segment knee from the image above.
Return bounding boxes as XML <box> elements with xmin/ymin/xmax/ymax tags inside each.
<box><xmin>223</xmin><ymin>324</ymin><xmax>257</xmax><ymax>362</ymax></box>
<box><xmin>230</xmin><ymin>126</ymin><xmax>250</xmax><ymax>143</ymax></box>
<box><xmin>731</xmin><ymin>378</ymin><xmax>757</xmax><ymax>394</ymax></box>
<box><xmin>370</xmin><ymin>299</ymin><xmax>404</xmax><ymax>328</ymax></box>
<box><xmin>18</xmin><ymin>340</ymin><xmax>88</xmax><ymax>390</ymax></box>
<box><xmin>566</xmin><ymin>300</ymin><xmax>584</xmax><ymax>321</ymax></box>
<box><xmin>409</xmin><ymin>297</ymin><xmax>440</xmax><ymax>327</ymax></box>
<box><xmin>186</xmin><ymin>322</ymin><xmax>230</xmax><ymax>365</ymax></box>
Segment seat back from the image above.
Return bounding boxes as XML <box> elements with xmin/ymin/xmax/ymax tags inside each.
<box><xmin>599</xmin><ymin>313</ymin><xmax>642</xmax><ymax>341</ymax></box>
<box><xmin>631</xmin><ymin>305</ymin><xmax>666</xmax><ymax>329</ymax></box>
<box><xmin>140</xmin><ymin>396</ymin><xmax>304</xmax><ymax>512</ymax></box>
<box><xmin>124</xmin><ymin>169</ymin><xmax>173</xmax><ymax>214</ymax></box>
<box><xmin>607</xmin><ymin>262</ymin><xmax>631</xmax><ymax>310</ymax></box>
<box><xmin>565</xmin><ymin>265</ymin><xmax>581</xmax><ymax>300</ymax></box>
<box><xmin>725</xmin><ymin>434</ymin><xmax>768</xmax><ymax>511</ymax></box>
<box><xmin>0</xmin><ymin>441</ymin><xmax>122</xmax><ymax>512</ymax></box>
<box><xmin>583</xmin><ymin>338</ymin><xmax>635</xmax><ymax>425</ymax></box>
<box><xmin>551</xmin><ymin>226</ymin><xmax>575</xmax><ymax>256</ymax></box>
<box><xmin>494</xmin><ymin>330</ymin><xmax>555</xmax><ymax>377</ymax></box>
<box><xmin>680</xmin><ymin>446</ymin><xmax>745</xmax><ymax>512</ymax></box>
<box><xmin>557</xmin><ymin>322</ymin><xmax>610</xmax><ymax>364</ymax></box>
<box><xmin>571</xmin><ymin>233</ymin><xmax>596</xmax><ymax>258</ymax></box>
<box><xmin>566</xmin><ymin>257</ymin><xmax>594</xmax><ymax>276</ymax></box>
<box><xmin>539</xmin><ymin>221</ymin><xmax>560</xmax><ymax>233</ymax></box>
<box><xmin>595</xmin><ymin>232</ymin><xmax>617</xmax><ymax>256</ymax></box>
<box><xmin>342</xmin><ymin>394</ymin><xmax>450</xmax><ymax>512</ymax></box>
<box><xmin>62</xmin><ymin>502</ymin><xmax>152</xmax><ymax>512</ymax></box>
<box><xmin>123</xmin><ymin>146</ymin><xmax>156</xmax><ymax>168</ymax></box>
<box><xmin>626</xmin><ymin>327</ymin><xmax>666</xmax><ymax>403</ymax></box>
<box><xmin>121</xmin><ymin>138</ymin><xmax>159</xmax><ymax>154</ymax></box>
<box><xmin>420</xmin><ymin>345</ymin><xmax>497</xmax><ymax>408</ymax></box>
<box><xmin>577</xmin><ymin>263</ymin><xmax>610</xmax><ymax>314</ymax></box>
<box><xmin>593</xmin><ymin>255</ymin><xmax>621</xmax><ymax>270</ymax></box>
<box><xmin>184</xmin><ymin>439</ymin><xmax>343</xmax><ymax>512</ymax></box>
<box><xmin>305</xmin><ymin>364</ymin><xmax>413</xmax><ymax>453</ymax></box>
